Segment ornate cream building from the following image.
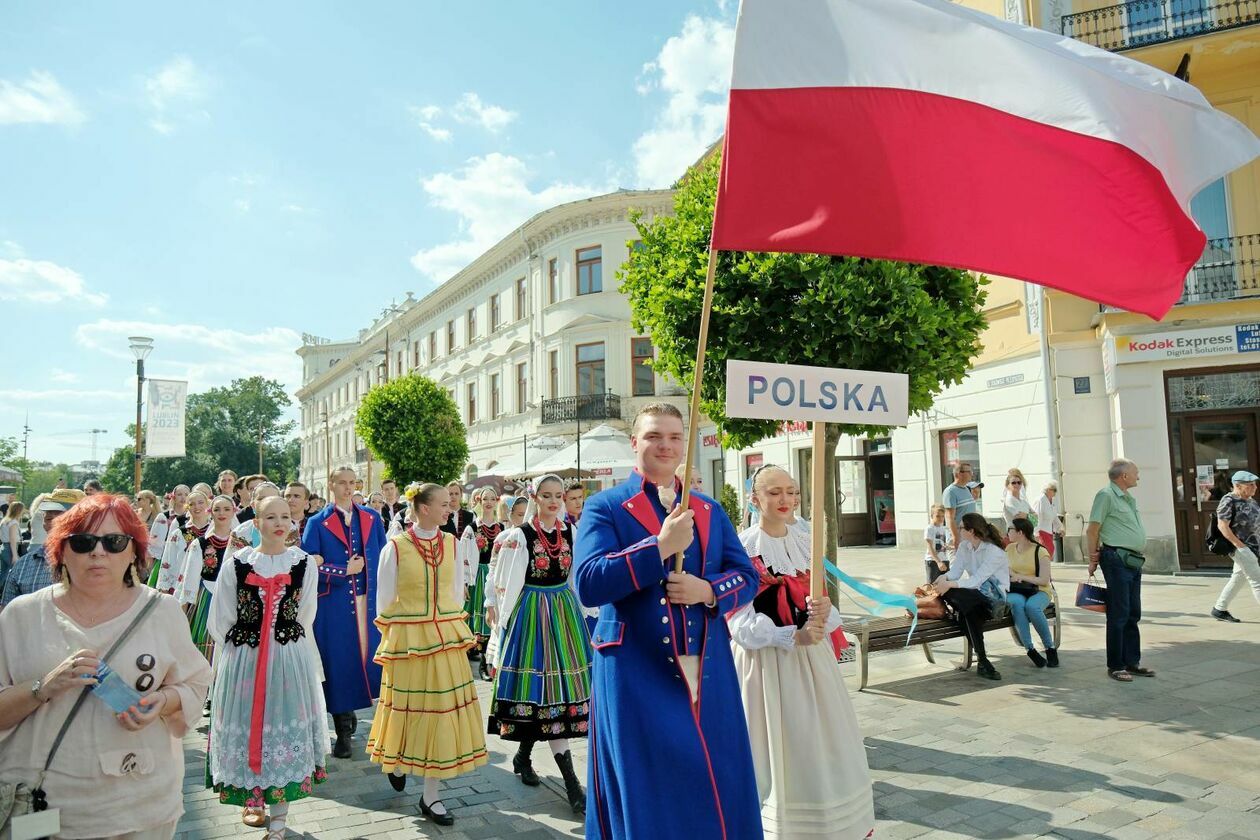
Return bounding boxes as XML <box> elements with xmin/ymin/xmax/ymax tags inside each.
<box><xmin>294</xmin><ymin>189</ymin><xmax>699</xmax><ymax>496</ymax></box>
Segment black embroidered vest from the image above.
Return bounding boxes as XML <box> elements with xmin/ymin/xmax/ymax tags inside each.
<box><xmin>224</xmin><ymin>554</ymin><xmax>308</xmax><ymax>648</ymax></box>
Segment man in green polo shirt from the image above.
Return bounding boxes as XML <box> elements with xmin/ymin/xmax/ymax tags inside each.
<box><xmin>1085</xmin><ymin>458</ymin><xmax>1153</xmax><ymax>683</ymax></box>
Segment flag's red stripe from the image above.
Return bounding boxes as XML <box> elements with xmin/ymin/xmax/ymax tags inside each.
<box><xmin>712</xmin><ymin>86</ymin><xmax>1206</xmax><ymax>320</ymax></box>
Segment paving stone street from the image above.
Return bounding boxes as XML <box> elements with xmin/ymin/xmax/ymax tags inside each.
<box><xmin>176</xmin><ymin>547</ymin><xmax>1260</xmax><ymax>839</ymax></box>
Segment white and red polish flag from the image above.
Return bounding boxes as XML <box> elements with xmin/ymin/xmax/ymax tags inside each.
<box><xmin>710</xmin><ymin>0</ymin><xmax>1260</xmax><ymax>319</ymax></box>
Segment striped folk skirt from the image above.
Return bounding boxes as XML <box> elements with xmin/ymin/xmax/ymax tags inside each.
<box><xmin>464</xmin><ymin>562</ymin><xmax>492</xmax><ymax>639</ymax></box>
<box><xmin>184</xmin><ymin>584</ymin><xmax>215</xmax><ymax>666</ymax></box>
<box><xmin>488</xmin><ymin>583</ymin><xmax>592</xmax><ymax>742</ymax></box>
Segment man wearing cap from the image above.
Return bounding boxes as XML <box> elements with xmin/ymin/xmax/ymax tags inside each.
<box><xmin>0</xmin><ymin>489</ymin><xmax>83</xmax><ymax>610</ymax></box>
<box><xmin>1210</xmin><ymin>470</ymin><xmax>1260</xmax><ymax>623</ymax></box>
<box><xmin>942</xmin><ymin>464</ymin><xmax>979</xmax><ymax>548</ymax></box>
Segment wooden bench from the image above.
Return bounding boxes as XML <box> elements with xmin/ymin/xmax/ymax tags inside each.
<box><xmin>848</xmin><ymin>587</ymin><xmax>1061</xmax><ymax>690</ymax></box>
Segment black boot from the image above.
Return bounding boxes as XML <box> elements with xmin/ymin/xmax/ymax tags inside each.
<box><xmin>332</xmin><ymin>713</ymin><xmax>354</xmax><ymax>759</ymax></box>
<box><xmin>554</xmin><ymin>750</ymin><xmax>586</xmax><ymax>814</ymax></box>
<box><xmin>513</xmin><ymin>741</ymin><xmax>540</xmax><ymax>787</ymax></box>
<box><xmin>349</xmin><ymin>710</ymin><xmax>358</xmax><ymax>735</ymax></box>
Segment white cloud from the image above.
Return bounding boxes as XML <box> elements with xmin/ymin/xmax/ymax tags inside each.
<box><xmin>144</xmin><ymin>56</ymin><xmax>209</xmax><ymax>134</ymax></box>
<box><xmin>632</xmin><ymin>15</ymin><xmax>734</xmax><ymax>187</ymax></box>
<box><xmin>0</xmin><ymin>71</ymin><xmax>85</xmax><ymax>125</ymax></box>
<box><xmin>410</xmin><ymin>153</ymin><xmax>601</xmax><ymax>283</ymax></box>
<box><xmin>0</xmin><ymin>387</ymin><xmax>126</xmax><ymax>402</ymax></box>
<box><xmin>408</xmin><ymin>93</ymin><xmax>516</xmax><ymax>142</ymax></box>
<box><xmin>75</xmin><ymin>319</ymin><xmax>304</xmax><ymax>396</ymax></box>
<box><xmin>452</xmin><ymin>93</ymin><xmax>517</xmax><ymax>132</ymax></box>
<box><xmin>0</xmin><ymin>255</ymin><xmax>108</xmax><ymax>307</ymax></box>
<box><xmin>49</xmin><ymin>368</ymin><xmax>80</xmax><ymax>384</ymax></box>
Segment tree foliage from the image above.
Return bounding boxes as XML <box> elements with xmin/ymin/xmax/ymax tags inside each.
<box><xmin>355</xmin><ymin>374</ymin><xmax>468</xmax><ymax>486</ymax></box>
<box><xmin>619</xmin><ymin>151</ymin><xmax>988</xmax><ymax>550</ymax></box>
<box><xmin>718</xmin><ymin>483</ymin><xmax>742</xmax><ymax>528</ymax></box>
<box><xmin>99</xmin><ymin>376</ymin><xmax>300</xmax><ymax>494</ymax></box>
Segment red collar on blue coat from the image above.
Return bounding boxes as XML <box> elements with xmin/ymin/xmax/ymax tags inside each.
<box><xmin>620</xmin><ymin>470</ymin><xmax>712</xmax><ymax>561</ymax></box>
<box><xmin>322</xmin><ymin>503</ymin><xmax>376</xmax><ymax>552</ymax></box>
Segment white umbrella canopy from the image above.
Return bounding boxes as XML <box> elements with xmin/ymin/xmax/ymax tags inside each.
<box><xmin>487</xmin><ymin>435</ymin><xmax>569</xmax><ymax>478</ymax></box>
<box><xmin>523</xmin><ymin>424</ymin><xmax>637</xmax><ymax>479</ymax></box>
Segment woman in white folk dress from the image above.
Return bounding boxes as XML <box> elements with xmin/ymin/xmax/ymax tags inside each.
<box><xmin>731</xmin><ymin>465</ymin><xmax>874</xmax><ymax>840</ymax></box>
<box><xmin>207</xmin><ymin>496</ymin><xmax>328</xmax><ymax>839</ymax></box>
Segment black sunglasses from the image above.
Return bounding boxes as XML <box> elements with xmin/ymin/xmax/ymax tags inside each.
<box><xmin>67</xmin><ymin>533</ymin><xmax>133</xmax><ymax>554</ymax></box>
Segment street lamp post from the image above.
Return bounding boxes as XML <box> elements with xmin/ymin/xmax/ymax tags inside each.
<box><xmin>128</xmin><ymin>336</ymin><xmax>154</xmax><ymax>496</ymax></box>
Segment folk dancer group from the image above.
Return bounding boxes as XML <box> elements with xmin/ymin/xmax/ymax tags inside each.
<box><xmin>138</xmin><ymin>402</ymin><xmax>873</xmax><ymax>838</ymax></box>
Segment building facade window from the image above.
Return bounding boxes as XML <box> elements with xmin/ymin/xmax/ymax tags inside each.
<box><xmin>412</xmin><ymin>341</ymin><xmax>420</xmax><ymax>368</ymax></box>
<box><xmin>447</xmin><ymin>320</ymin><xmax>456</xmax><ymax>354</ymax></box>
<box><xmin>549</xmin><ymin>350</ymin><xmax>559</xmax><ymax>398</ymax></box>
<box><xmin>490</xmin><ymin>293</ymin><xmax>502</xmax><ymax>332</ymax></box>
<box><xmin>548</xmin><ymin>258</ymin><xmax>559</xmax><ymax>304</ymax></box>
<box><xmin>576</xmin><ymin>342</ymin><xmax>606</xmax><ymax>395</ymax></box>
<box><xmin>467</xmin><ymin>382</ymin><xmax>477</xmax><ymax>425</ymax></box>
<box><xmin>516</xmin><ymin>362</ymin><xmax>528</xmax><ymax>412</ymax></box>
<box><xmin>940</xmin><ymin>427</ymin><xmax>981</xmax><ymax>489</ymax></box>
<box><xmin>631</xmin><ymin>337</ymin><xmax>655</xmax><ymax>397</ymax></box>
<box><xmin>429</xmin><ymin>331</ymin><xmax>437</xmax><ymax>360</ymax></box>
<box><xmin>490</xmin><ymin>372</ymin><xmax>501</xmax><ymax>418</ymax></box>
<box><xmin>515</xmin><ymin>277</ymin><xmax>527</xmax><ymax>320</ymax></box>
<box><xmin>576</xmin><ymin>246</ymin><xmax>602</xmax><ymax>295</ymax></box>
<box><xmin>467</xmin><ymin>307</ymin><xmax>477</xmax><ymax>343</ymax></box>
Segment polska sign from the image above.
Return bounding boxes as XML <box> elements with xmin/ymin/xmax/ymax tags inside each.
<box><xmin>725</xmin><ymin>359</ymin><xmax>909</xmax><ymax>425</ymax></box>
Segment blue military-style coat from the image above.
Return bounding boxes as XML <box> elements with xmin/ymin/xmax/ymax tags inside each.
<box><xmin>574</xmin><ymin>471</ymin><xmax>763</xmax><ymax>840</ymax></box>
<box><xmin>301</xmin><ymin>502</ymin><xmax>386</xmax><ymax>715</ymax></box>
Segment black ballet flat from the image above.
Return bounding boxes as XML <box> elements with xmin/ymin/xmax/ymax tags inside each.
<box><xmin>420</xmin><ymin>796</ymin><xmax>454</xmax><ymax>826</ymax></box>
<box><xmin>388</xmin><ymin>772</ymin><xmax>406</xmax><ymax>792</ymax></box>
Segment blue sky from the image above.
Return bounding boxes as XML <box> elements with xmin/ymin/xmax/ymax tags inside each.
<box><xmin>0</xmin><ymin>1</ymin><xmax>736</xmax><ymax>466</ymax></box>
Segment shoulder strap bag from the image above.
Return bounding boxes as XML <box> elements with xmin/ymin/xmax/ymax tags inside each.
<box><xmin>1009</xmin><ymin>544</ymin><xmax>1042</xmax><ymax>598</ymax></box>
<box><xmin>0</xmin><ymin>592</ymin><xmax>161</xmax><ymax>833</ymax></box>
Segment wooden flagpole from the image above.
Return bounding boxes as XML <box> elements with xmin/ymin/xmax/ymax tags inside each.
<box><xmin>675</xmin><ymin>248</ymin><xmax>721</xmax><ymax>574</ymax></box>
<box><xmin>810</xmin><ymin>421</ymin><xmax>827</xmax><ymax>599</ymax></box>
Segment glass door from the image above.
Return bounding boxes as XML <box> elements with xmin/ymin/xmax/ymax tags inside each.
<box><xmin>1174</xmin><ymin>414</ymin><xmax>1259</xmax><ymax>568</ymax></box>
<box><xmin>836</xmin><ymin>456</ymin><xmax>870</xmax><ymax>547</ymax></box>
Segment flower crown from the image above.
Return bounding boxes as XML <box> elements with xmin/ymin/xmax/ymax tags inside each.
<box><xmin>403</xmin><ymin>482</ymin><xmax>423</xmax><ymax>502</ymax></box>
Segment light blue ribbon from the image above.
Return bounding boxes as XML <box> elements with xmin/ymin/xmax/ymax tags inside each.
<box><xmin>824</xmin><ymin>558</ymin><xmax>919</xmax><ymax>646</ymax></box>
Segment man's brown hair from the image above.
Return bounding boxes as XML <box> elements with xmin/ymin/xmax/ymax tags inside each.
<box><xmin>631</xmin><ymin>402</ymin><xmax>684</xmax><ymax>435</ymax></box>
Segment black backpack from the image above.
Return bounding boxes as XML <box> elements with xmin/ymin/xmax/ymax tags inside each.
<box><xmin>1205</xmin><ymin>499</ymin><xmax>1237</xmax><ymax>556</ymax></box>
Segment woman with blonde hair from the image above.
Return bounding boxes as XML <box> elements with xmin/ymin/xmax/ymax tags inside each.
<box><xmin>367</xmin><ymin>483</ymin><xmax>488</xmax><ymax>824</ymax></box>
<box><xmin>458</xmin><ymin>486</ymin><xmax>505</xmax><ymax>679</ymax></box>
<box><xmin>1002</xmin><ymin>468</ymin><xmax>1034</xmax><ymax>530</ymax></box>
<box><xmin>733</xmin><ymin>465</ymin><xmax>874</xmax><ymax>839</ymax></box>
<box><xmin>134</xmin><ymin>490</ymin><xmax>161</xmax><ymax>528</ymax></box>
<box><xmin>154</xmin><ymin>489</ymin><xmax>212</xmax><ymax>593</ymax></box>
<box><xmin>0</xmin><ymin>501</ymin><xmax>24</xmax><ymax>592</ymax></box>
<box><xmin>147</xmin><ymin>485</ymin><xmax>190</xmax><ymax>583</ymax></box>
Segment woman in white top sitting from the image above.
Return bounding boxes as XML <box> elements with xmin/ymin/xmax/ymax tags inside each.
<box><xmin>932</xmin><ymin>512</ymin><xmax>1011</xmax><ymax>681</ymax></box>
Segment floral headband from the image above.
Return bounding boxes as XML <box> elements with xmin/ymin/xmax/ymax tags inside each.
<box><xmin>403</xmin><ymin>482</ymin><xmax>423</xmax><ymax>502</ymax></box>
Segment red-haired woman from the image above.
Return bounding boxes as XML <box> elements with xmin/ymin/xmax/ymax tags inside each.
<box><xmin>0</xmin><ymin>494</ymin><xmax>211</xmax><ymax>839</ymax></box>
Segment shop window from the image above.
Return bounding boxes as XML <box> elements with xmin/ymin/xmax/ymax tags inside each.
<box><xmin>940</xmin><ymin>427</ymin><xmax>981</xmax><ymax>489</ymax></box>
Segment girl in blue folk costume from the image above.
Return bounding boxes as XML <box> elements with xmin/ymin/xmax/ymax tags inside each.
<box><xmin>173</xmin><ymin>494</ymin><xmax>237</xmax><ymax>664</ymax></box>
<box><xmin>208</xmin><ymin>495</ymin><xmax>328</xmax><ymax>840</ymax></box>
<box><xmin>484</xmin><ymin>474</ymin><xmax>592</xmax><ymax>814</ymax></box>
<box><xmin>458</xmin><ymin>487</ymin><xmax>505</xmax><ymax>681</ymax></box>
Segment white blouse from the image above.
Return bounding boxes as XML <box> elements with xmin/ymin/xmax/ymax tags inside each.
<box><xmin>154</xmin><ymin>518</ymin><xmax>208</xmax><ymax>593</ymax></box>
<box><xmin>0</xmin><ymin>587</ymin><xmax>210</xmax><ymax>838</ymax></box>
<box><xmin>729</xmin><ymin>522</ymin><xmax>842</xmax><ymax>651</ymax></box>
<box><xmin>207</xmin><ymin>547</ymin><xmax>320</xmax><ymax>645</ymax></box>
<box><xmin>376</xmin><ymin>526</ymin><xmax>465</xmax><ymax>614</ymax></box>
<box><xmin>944</xmin><ymin>540</ymin><xmax>1011</xmax><ymax>592</ymax></box>
<box><xmin>1002</xmin><ymin>494</ymin><xmax>1033</xmax><ymax>529</ymax></box>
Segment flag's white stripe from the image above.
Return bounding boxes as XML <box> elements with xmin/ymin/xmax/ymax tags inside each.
<box><xmin>730</xmin><ymin>0</ymin><xmax>1260</xmax><ymax>208</ymax></box>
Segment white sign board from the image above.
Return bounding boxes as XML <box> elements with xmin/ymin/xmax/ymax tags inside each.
<box><xmin>1113</xmin><ymin>323</ymin><xmax>1260</xmax><ymax>364</ymax></box>
<box><xmin>145</xmin><ymin>379</ymin><xmax>188</xmax><ymax>458</ymax></box>
<box><xmin>725</xmin><ymin>359</ymin><xmax>909</xmax><ymax>426</ymax></box>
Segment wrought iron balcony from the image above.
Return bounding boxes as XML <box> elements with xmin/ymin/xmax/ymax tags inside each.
<box><xmin>1179</xmin><ymin>233</ymin><xmax>1260</xmax><ymax>305</ymax></box>
<box><xmin>541</xmin><ymin>392</ymin><xmax>622</xmax><ymax>426</ymax></box>
<box><xmin>1061</xmin><ymin>0</ymin><xmax>1260</xmax><ymax>51</ymax></box>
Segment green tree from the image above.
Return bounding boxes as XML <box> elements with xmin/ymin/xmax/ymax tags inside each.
<box><xmin>17</xmin><ymin>464</ymin><xmax>73</xmax><ymax>506</ymax></box>
<box><xmin>620</xmin><ymin>151</ymin><xmax>988</xmax><ymax>555</ymax></box>
<box><xmin>356</xmin><ymin>374</ymin><xmax>468</xmax><ymax>486</ymax></box>
<box><xmin>0</xmin><ymin>436</ymin><xmax>18</xmax><ymax>467</ymax></box>
<box><xmin>99</xmin><ymin>377</ymin><xmax>300</xmax><ymax>494</ymax></box>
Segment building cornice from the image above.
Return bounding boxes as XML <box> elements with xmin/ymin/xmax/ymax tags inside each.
<box><xmin>295</xmin><ymin>189</ymin><xmax>673</xmax><ymax>403</ymax></box>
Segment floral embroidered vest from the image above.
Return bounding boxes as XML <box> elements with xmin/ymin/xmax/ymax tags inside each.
<box><xmin>224</xmin><ymin>554</ymin><xmax>308</xmax><ymax>648</ymax></box>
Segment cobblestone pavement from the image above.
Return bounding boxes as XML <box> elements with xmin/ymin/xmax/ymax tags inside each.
<box><xmin>177</xmin><ymin>547</ymin><xmax>1260</xmax><ymax>839</ymax></box>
